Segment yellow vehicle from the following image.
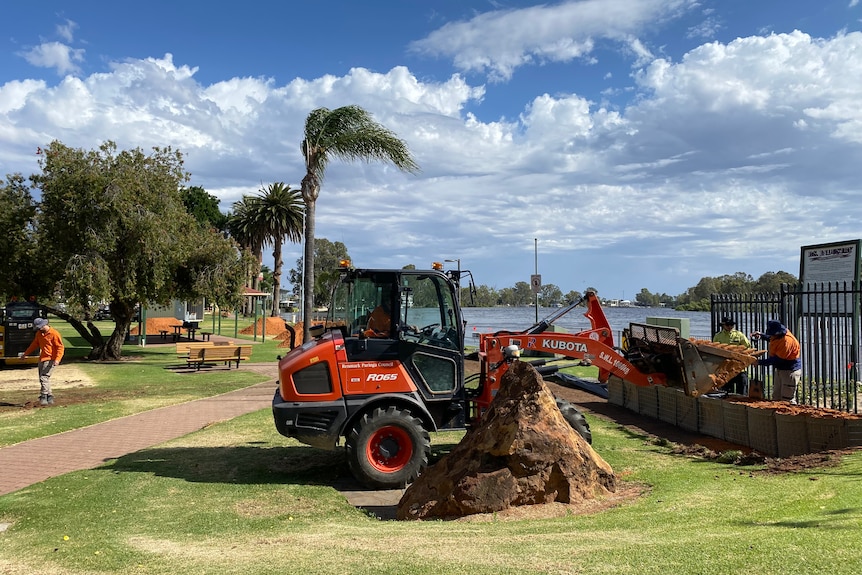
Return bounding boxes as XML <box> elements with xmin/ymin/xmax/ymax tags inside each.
<box><xmin>0</xmin><ymin>300</ymin><xmax>43</xmax><ymax>366</ymax></box>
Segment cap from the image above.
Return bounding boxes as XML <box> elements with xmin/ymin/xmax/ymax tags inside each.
<box><xmin>764</xmin><ymin>320</ymin><xmax>787</xmax><ymax>337</ymax></box>
<box><xmin>720</xmin><ymin>316</ymin><xmax>735</xmax><ymax>326</ymax></box>
<box><xmin>33</xmin><ymin>317</ymin><xmax>48</xmax><ymax>330</ymax></box>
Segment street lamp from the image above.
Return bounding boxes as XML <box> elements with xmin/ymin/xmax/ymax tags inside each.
<box><xmin>445</xmin><ymin>258</ymin><xmax>461</xmax><ymax>305</ymax></box>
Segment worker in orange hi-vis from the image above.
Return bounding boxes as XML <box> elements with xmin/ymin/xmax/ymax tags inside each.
<box><xmin>19</xmin><ymin>317</ymin><xmax>65</xmax><ymax>406</ymax></box>
<box><xmin>364</xmin><ymin>300</ymin><xmax>392</xmax><ymax>338</ymax></box>
<box><xmin>751</xmin><ymin>320</ymin><xmax>801</xmax><ymax>404</ymax></box>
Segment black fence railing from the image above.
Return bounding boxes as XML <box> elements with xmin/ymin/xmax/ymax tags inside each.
<box><xmin>712</xmin><ymin>282</ymin><xmax>861</xmax><ymax>413</ymax></box>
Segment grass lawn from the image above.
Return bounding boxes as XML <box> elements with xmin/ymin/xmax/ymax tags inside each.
<box><xmin>0</xmin><ymin>314</ymin><xmax>285</xmax><ymax>446</ymax></box>
<box><xmin>2</xmin><ymin>316</ymin><xmax>861</xmax><ymax>574</ymax></box>
<box><xmin>1</xmin><ymin>411</ymin><xmax>860</xmax><ymax>575</ymax></box>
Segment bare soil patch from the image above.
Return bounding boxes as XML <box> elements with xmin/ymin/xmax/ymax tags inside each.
<box><xmin>0</xmin><ymin>363</ymin><xmax>97</xmax><ymax>409</ymax></box>
<box><xmin>0</xmin><ymin>363</ymin><xmax>94</xmax><ymax>391</ymax></box>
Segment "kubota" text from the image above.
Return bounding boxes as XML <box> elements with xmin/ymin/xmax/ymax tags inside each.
<box><xmin>541</xmin><ymin>339</ymin><xmax>587</xmax><ymax>353</ymax></box>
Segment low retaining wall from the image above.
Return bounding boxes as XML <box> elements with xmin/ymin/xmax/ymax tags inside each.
<box><xmin>612</xmin><ymin>377</ymin><xmax>861</xmax><ymax>456</ymax></box>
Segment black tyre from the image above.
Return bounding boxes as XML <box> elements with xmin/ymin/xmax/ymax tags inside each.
<box><xmin>346</xmin><ymin>406</ymin><xmax>431</xmax><ymax>489</ymax></box>
<box><xmin>556</xmin><ymin>398</ymin><xmax>592</xmax><ymax>444</ymax></box>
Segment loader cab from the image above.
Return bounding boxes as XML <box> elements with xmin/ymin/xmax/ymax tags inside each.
<box><xmin>328</xmin><ymin>267</ymin><xmax>465</xmax><ymax>400</ymax></box>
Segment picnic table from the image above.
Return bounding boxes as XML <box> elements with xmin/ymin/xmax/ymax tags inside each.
<box><xmin>171</xmin><ymin>325</ymin><xmax>183</xmax><ymax>342</ymax></box>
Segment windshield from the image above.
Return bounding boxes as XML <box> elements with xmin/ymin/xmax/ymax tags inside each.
<box><xmin>400</xmin><ymin>272</ymin><xmax>461</xmax><ymax>350</ymax></box>
<box><xmin>328</xmin><ymin>270</ymin><xmax>462</xmax><ymax>350</ymax></box>
<box><xmin>329</xmin><ymin>273</ymin><xmax>395</xmax><ymax>337</ymax></box>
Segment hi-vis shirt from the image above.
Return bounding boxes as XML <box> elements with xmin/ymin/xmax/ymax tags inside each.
<box><xmin>713</xmin><ymin>329</ymin><xmax>750</xmax><ymax>348</ymax></box>
<box><xmin>759</xmin><ymin>331</ymin><xmax>802</xmax><ymax>371</ymax></box>
<box><xmin>24</xmin><ymin>327</ymin><xmax>65</xmax><ymax>364</ymax></box>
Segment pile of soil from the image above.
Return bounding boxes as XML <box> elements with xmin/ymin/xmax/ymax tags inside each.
<box><xmin>239</xmin><ymin>317</ymin><xmax>289</xmax><ymax>337</ymax></box>
<box><xmin>397</xmin><ymin>361</ymin><xmax>616</xmax><ymax>520</ymax></box>
<box><xmin>129</xmin><ymin>318</ymin><xmax>183</xmax><ymax>335</ymax></box>
<box><xmin>728</xmin><ymin>397</ymin><xmax>862</xmax><ymax>419</ymax></box>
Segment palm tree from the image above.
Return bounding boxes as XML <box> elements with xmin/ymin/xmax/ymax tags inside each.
<box><xmin>227</xmin><ymin>196</ymin><xmax>266</xmax><ymax>293</ymax></box>
<box><xmin>300</xmin><ymin>105</ymin><xmax>419</xmax><ymax>339</ymax></box>
<box><xmin>254</xmin><ymin>182</ymin><xmax>304</xmax><ymax>316</ymax></box>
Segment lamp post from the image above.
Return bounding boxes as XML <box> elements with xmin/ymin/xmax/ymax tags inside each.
<box><xmin>445</xmin><ymin>258</ymin><xmax>461</xmax><ymax>305</ymax></box>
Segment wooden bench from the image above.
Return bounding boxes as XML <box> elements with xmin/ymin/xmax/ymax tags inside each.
<box><xmin>177</xmin><ymin>341</ymin><xmax>213</xmax><ymax>355</ymax></box>
<box><xmin>200</xmin><ymin>331</ymin><xmax>212</xmax><ymax>342</ymax></box>
<box><xmin>186</xmin><ymin>345</ymin><xmax>252</xmax><ymax>370</ymax></box>
<box><xmin>159</xmin><ymin>329</ymin><xmax>169</xmax><ymax>341</ymax></box>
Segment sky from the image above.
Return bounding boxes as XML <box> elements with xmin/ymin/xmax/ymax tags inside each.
<box><xmin>2</xmin><ymin>0</ymin><xmax>861</xmax><ymax>300</ymax></box>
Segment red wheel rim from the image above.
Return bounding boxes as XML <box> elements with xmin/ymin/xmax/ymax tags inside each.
<box><xmin>366</xmin><ymin>425</ymin><xmax>413</xmax><ymax>473</ymax></box>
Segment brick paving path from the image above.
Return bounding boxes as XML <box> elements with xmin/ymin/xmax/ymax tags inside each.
<box><xmin>0</xmin><ymin>365</ymin><xmax>277</xmax><ymax>496</ymax></box>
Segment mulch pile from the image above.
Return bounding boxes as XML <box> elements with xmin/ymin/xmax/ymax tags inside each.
<box><xmin>728</xmin><ymin>397</ymin><xmax>862</xmax><ymax>419</ymax></box>
<box><xmin>128</xmin><ymin>318</ymin><xmax>185</xmax><ymax>336</ymax></box>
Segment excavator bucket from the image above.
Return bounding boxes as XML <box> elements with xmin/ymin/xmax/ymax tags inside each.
<box><xmin>624</xmin><ymin>323</ymin><xmax>765</xmax><ymax>397</ymax></box>
<box><xmin>681</xmin><ymin>340</ymin><xmax>765</xmax><ymax>396</ymax></box>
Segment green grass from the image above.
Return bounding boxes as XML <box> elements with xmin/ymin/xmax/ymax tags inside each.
<box><xmin>1</xmin><ymin>412</ymin><xmax>860</xmax><ymax>575</ymax></box>
<box><xmin>2</xmin><ymin>317</ymin><xmax>862</xmax><ymax>574</ymax></box>
<box><xmin>0</xmin><ymin>314</ymin><xmax>287</xmax><ymax>446</ymax></box>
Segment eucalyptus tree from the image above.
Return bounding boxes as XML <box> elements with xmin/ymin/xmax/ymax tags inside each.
<box><xmin>299</xmin><ymin>105</ymin><xmax>419</xmax><ymax>338</ymax></box>
<box><xmin>31</xmin><ymin>140</ymin><xmax>244</xmax><ymax>360</ymax></box>
<box><xmin>0</xmin><ymin>174</ymin><xmax>40</xmax><ymax>300</ymax></box>
<box><xmin>181</xmin><ymin>185</ymin><xmax>228</xmax><ymax>231</ymax></box>
<box><xmin>287</xmin><ymin>238</ymin><xmax>350</xmax><ymax>308</ymax></box>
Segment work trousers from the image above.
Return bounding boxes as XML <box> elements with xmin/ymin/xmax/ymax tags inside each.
<box><xmin>721</xmin><ymin>371</ymin><xmax>749</xmax><ymax>395</ymax></box>
<box><xmin>772</xmin><ymin>368</ymin><xmax>800</xmax><ymax>403</ymax></box>
<box><xmin>38</xmin><ymin>360</ymin><xmax>56</xmax><ymax>397</ymax></box>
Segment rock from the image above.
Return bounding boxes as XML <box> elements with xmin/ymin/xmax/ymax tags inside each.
<box><xmin>396</xmin><ymin>361</ymin><xmax>616</xmax><ymax>520</ymax></box>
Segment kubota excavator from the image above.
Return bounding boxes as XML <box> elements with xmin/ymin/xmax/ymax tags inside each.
<box><xmin>272</xmin><ymin>261</ymin><xmax>758</xmax><ymax>489</ymax></box>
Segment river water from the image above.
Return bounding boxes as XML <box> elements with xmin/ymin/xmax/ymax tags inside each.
<box><xmin>461</xmin><ymin>305</ymin><xmax>712</xmax><ymax>342</ymax></box>
<box><xmin>283</xmin><ymin>305</ymin><xmax>713</xmax><ymax>342</ymax></box>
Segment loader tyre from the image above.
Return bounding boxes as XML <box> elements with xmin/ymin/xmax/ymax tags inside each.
<box><xmin>556</xmin><ymin>398</ymin><xmax>592</xmax><ymax>444</ymax></box>
<box><xmin>346</xmin><ymin>406</ymin><xmax>431</xmax><ymax>489</ymax></box>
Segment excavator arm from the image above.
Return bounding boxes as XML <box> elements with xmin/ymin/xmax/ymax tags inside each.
<box><xmin>474</xmin><ymin>292</ymin><xmax>762</xmax><ymax>416</ymax></box>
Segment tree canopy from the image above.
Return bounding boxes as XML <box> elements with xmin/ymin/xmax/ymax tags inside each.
<box><xmin>181</xmin><ymin>185</ymin><xmax>228</xmax><ymax>231</ymax></box>
<box><xmin>18</xmin><ymin>140</ymin><xmax>249</xmax><ymax>360</ymax></box>
<box><xmin>288</xmin><ymin>238</ymin><xmax>350</xmax><ymax>308</ymax></box>
<box><xmin>0</xmin><ymin>174</ymin><xmax>40</xmax><ymax>299</ymax></box>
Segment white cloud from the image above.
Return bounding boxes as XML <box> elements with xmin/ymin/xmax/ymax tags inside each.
<box><xmin>2</xmin><ymin>23</ymin><xmax>862</xmax><ymax>295</ymax></box>
<box><xmin>409</xmin><ymin>0</ymin><xmax>697</xmax><ymax>81</ymax></box>
<box><xmin>56</xmin><ymin>18</ymin><xmax>77</xmax><ymax>43</ymax></box>
<box><xmin>19</xmin><ymin>41</ymin><xmax>85</xmax><ymax>75</ymax></box>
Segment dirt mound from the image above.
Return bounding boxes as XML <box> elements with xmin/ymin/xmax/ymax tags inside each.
<box><xmin>397</xmin><ymin>361</ymin><xmax>616</xmax><ymax>520</ymax></box>
<box><xmin>728</xmin><ymin>398</ymin><xmax>862</xmax><ymax>419</ymax></box>
<box><xmin>129</xmin><ymin>318</ymin><xmax>182</xmax><ymax>335</ymax></box>
<box><xmin>239</xmin><ymin>317</ymin><xmax>289</xmax><ymax>337</ymax></box>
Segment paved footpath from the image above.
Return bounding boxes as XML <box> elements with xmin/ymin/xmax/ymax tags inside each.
<box><xmin>0</xmin><ymin>365</ymin><xmax>277</xmax><ymax>497</ymax></box>
<box><xmin>0</xmin><ymin>363</ymin><xmax>402</xmax><ymax>517</ymax></box>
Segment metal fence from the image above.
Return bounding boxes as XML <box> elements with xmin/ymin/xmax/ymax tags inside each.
<box><xmin>711</xmin><ymin>282</ymin><xmax>861</xmax><ymax>413</ymax></box>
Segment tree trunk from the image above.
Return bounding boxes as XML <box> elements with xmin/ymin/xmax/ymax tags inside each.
<box><xmin>301</xmin><ymin>184</ymin><xmax>317</xmax><ymax>342</ymax></box>
<box><xmin>41</xmin><ymin>305</ymin><xmax>103</xmax><ymax>351</ymax></box>
<box><xmin>302</xmin><ymin>200</ymin><xmax>315</xmax><ymax>340</ymax></box>
<box><xmin>94</xmin><ymin>301</ymin><xmax>135</xmax><ymax>360</ymax></box>
<box><xmin>40</xmin><ymin>301</ymin><xmax>133</xmax><ymax>361</ymax></box>
<box><xmin>272</xmin><ymin>237</ymin><xmax>282</xmax><ymax>317</ymax></box>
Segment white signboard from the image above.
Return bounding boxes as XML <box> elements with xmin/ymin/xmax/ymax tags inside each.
<box><xmin>800</xmin><ymin>240</ymin><xmax>861</xmax><ymax>313</ymax></box>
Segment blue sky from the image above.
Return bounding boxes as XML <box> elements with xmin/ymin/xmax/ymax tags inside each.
<box><xmin>2</xmin><ymin>0</ymin><xmax>861</xmax><ymax>300</ymax></box>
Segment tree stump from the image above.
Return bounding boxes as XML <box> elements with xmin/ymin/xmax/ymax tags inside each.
<box><xmin>397</xmin><ymin>361</ymin><xmax>616</xmax><ymax>520</ymax></box>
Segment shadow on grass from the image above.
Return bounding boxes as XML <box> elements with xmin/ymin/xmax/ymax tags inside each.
<box><xmin>104</xmin><ymin>444</ymin><xmax>351</xmax><ymax>486</ymax></box>
<box><xmin>103</xmin><ymin>438</ymin><xmax>461</xmax><ymax>487</ymax></box>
